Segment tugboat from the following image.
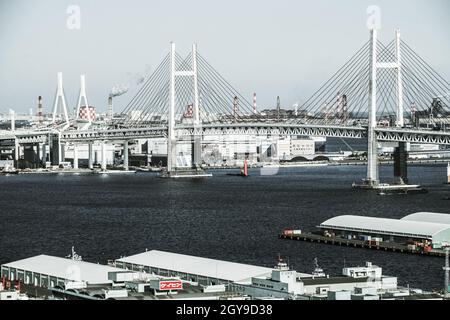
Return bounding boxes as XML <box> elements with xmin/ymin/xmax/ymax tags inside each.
<box><xmin>226</xmin><ymin>158</ymin><xmax>249</xmax><ymax>177</ymax></box>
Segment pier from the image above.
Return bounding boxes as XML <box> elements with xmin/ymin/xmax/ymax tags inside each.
<box><xmin>279</xmin><ymin>233</ymin><xmax>445</xmax><ymax>257</ymax></box>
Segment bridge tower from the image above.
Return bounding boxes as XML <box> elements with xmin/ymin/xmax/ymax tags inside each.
<box><xmin>75</xmin><ymin>74</ymin><xmax>93</xmax><ymax>124</ymax></box>
<box><xmin>167</xmin><ymin>42</ymin><xmax>201</xmax><ymax>173</ymax></box>
<box><xmin>366</xmin><ymin>28</ymin><xmax>379</xmax><ymax>186</ymax></box>
<box><xmin>366</xmin><ymin>29</ymin><xmax>405</xmax><ymax>187</ymax></box>
<box><xmin>51</xmin><ymin>72</ymin><xmax>70</xmax><ymax>128</ymax></box>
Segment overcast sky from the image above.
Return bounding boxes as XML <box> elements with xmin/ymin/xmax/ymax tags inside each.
<box><xmin>0</xmin><ymin>0</ymin><xmax>449</xmax><ymax>115</ymax></box>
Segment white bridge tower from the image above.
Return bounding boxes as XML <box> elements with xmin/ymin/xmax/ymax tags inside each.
<box><xmin>75</xmin><ymin>74</ymin><xmax>93</xmax><ymax>124</ymax></box>
<box><xmin>51</xmin><ymin>72</ymin><xmax>70</xmax><ymax>128</ymax></box>
<box><xmin>366</xmin><ymin>29</ymin><xmax>404</xmax><ymax>187</ymax></box>
<box><xmin>168</xmin><ymin>42</ymin><xmax>201</xmax><ymax>173</ymax></box>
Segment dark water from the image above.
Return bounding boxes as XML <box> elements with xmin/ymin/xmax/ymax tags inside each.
<box><xmin>0</xmin><ymin>164</ymin><xmax>449</xmax><ymax>292</ymax></box>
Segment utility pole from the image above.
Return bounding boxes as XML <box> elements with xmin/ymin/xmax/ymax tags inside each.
<box><xmin>443</xmin><ymin>243</ymin><xmax>450</xmax><ymax>298</ymax></box>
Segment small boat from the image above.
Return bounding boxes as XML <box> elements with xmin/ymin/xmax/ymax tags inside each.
<box><xmin>377</xmin><ymin>183</ymin><xmax>428</xmax><ymax>195</ymax></box>
<box><xmin>136</xmin><ymin>167</ymin><xmax>162</xmax><ymax>173</ymax></box>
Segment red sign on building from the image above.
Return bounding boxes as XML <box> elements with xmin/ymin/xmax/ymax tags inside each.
<box><xmin>159</xmin><ymin>280</ymin><xmax>183</xmax><ymax>291</ymax></box>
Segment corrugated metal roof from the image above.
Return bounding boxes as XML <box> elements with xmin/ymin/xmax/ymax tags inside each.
<box><xmin>2</xmin><ymin>255</ymin><xmax>124</xmax><ymax>284</ymax></box>
<box><xmin>401</xmin><ymin>212</ymin><xmax>450</xmax><ymax>225</ymax></box>
<box><xmin>116</xmin><ymin>250</ymin><xmax>273</xmax><ymax>283</ymax></box>
<box><xmin>319</xmin><ymin>215</ymin><xmax>450</xmax><ymax>239</ymax></box>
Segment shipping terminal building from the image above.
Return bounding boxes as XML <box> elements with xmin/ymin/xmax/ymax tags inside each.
<box><xmin>318</xmin><ymin>212</ymin><xmax>450</xmax><ymax>248</ymax></box>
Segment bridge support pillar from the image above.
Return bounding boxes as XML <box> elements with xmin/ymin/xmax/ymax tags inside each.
<box><xmin>101</xmin><ymin>142</ymin><xmax>107</xmax><ymax>171</ymax></box>
<box><xmin>14</xmin><ymin>139</ymin><xmax>19</xmax><ymax>167</ymax></box>
<box><xmin>35</xmin><ymin>143</ymin><xmax>41</xmax><ymax>168</ymax></box>
<box><xmin>167</xmin><ymin>42</ymin><xmax>177</xmax><ymax>173</ymax></box>
<box><xmin>60</xmin><ymin>143</ymin><xmax>65</xmax><ymax>163</ymax></box>
<box><xmin>49</xmin><ymin>133</ymin><xmax>61</xmax><ymax>165</ymax></box>
<box><xmin>88</xmin><ymin>143</ymin><xmax>93</xmax><ymax>169</ymax></box>
<box><xmin>41</xmin><ymin>143</ymin><xmax>47</xmax><ymax>165</ymax></box>
<box><xmin>366</xmin><ymin>28</ymin><xmax>379</xmax><ymax>187</ymax></box>
<box><xmin>73</xmin><ymin>144</ymin><xmax>79</xmax><ymax>169</ymax></box>
<box><xmin>366</xmin><ymin>131</ymin><xmax>379</xmax><ymax>186</ymax></box>
<box><xmin>192</xmin><ymin>135</ymin><xmax>202</xmax><ymax>169</ymax></box>
<box><xmin>192</xmin><ymin>43</ymin><xmax>202</xmax><ymax>169</ymax></box>
<box><xmin>123</xmin><ymin>141</ymin><xmax>129</xmax><ymax>171</ymax></box>
<box><xmin>393</xmin><ymin>142</ymin><xmax>408</xmax><ymax>184</ymax></box>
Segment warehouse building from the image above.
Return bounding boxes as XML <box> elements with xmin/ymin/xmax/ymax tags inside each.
<box><xmin>0</xmin><ymin>254</ymin><xmax>125</xmax><ymax>289</ymax></box>
<box><xmin>318</xmin><ymin>214</ymin><xmax>450</xmax><ymax>247</ymax></box>
<box><xmin>114</xmin><ymin>250</ymin><xmax>275</xmax><ymax>286</ymax></box>
<box><xmin>400</xmin><ymin>212</ymin><xmax>450</xmax><ymax>225</ymax></box>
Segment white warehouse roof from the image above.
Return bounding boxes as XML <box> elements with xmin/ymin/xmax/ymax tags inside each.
<box><xmin>319</xmin><ymin>215</ymin><xmax>450</xmax><ymax>241</ymax></box>
<box><xmin>116</xmin><ymin>250</ymin><xmax>273</xmax><ymax>283</ymax></box>
<box><xmin>401</xmin><ymin>212</ymin><xmax>450</xmax><ymax>225</ymax></box>
<box><xmin>2</xmin><ymin>255</ymin><xmax>124</xmax><ymax>285</ymax></box>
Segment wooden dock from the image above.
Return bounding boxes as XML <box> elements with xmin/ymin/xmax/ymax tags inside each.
<box><xmin>279</xmin><ymin>233</ymin><xmax>445</xmax><ymax>257</ymax></box>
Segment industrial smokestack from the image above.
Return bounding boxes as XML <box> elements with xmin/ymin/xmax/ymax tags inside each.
<box><xmin>253</xmin><ymin>93</ymin><xmax>257</xmax><ymax>114</ymax></box>
<box><xmin>108</xmin><ymin>96</ymin><xmax>113</xmax><ymax>121</ymax></box>
<box><xmin>38</xmin><ymin>96</ymin><xmax>43</xmax><ymax>125</ymax></box>
<box><xmin>277</xmin><ymin>96</ymin><xmax>281</xmax><ymax>120</ymax></box>
<box><xmin>9</xmin><ymin>109</ymin><xmax>15</xmax><ymax>131</ymax></box>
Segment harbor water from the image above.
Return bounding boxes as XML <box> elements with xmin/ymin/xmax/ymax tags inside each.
<box><xmin>1</xmin><ymin>162</ymin><xmax>449</xmax><ymax>292</ymax></box>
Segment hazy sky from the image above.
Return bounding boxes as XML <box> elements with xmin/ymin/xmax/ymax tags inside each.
<box><xmin>0</xmin><ymin>0</ymin><xmax>449</xmax><ymax>114</ymax></box>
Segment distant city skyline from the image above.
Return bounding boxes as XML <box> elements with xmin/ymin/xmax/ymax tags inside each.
<box><xmin>0</xmin><ymin>0</ymin><xmax>449</xmax><ymax>115</ymax></box>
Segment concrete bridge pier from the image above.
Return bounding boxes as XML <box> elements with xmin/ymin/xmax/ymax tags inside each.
<box><xmin>88</xmin><ymin>142</ymin><xmax>93</xmax><ymax>169</ymax></box>
<box><xmin>14</xmin><ymin>139</ymin><xmax>20</xmax><ymax>167</ymax></box>
<box><xmin>73</xmin><ymin>144</ymin><xmax>79</xmax><ymax>169</ymax></box>
<box><xmin>35</xmin><ymin>143</ymin><xmax>41</xmax><ymax>167</ymax></box>
<box><xmin>123</xmin><ymin>141</ymin><xmax>129</xmax><ymax>171</ymax></box>
<box><xmin>393</xmin><ymin>142</ymin><xmax>408</xmax><ymax>184</ymax></box>
<box><xmin>49</xmin><ymin>133</ymin><xmax>62</xmax><ymax>165</ymax></box>
<box><xmin>101</xmin><ymin>141</ymin><xmax>107</xmax><ymax>171</ymax></box>
<box><xmin>192</xmin><ymin>134</ymin><xmax>202</xmax><ymax>169</ymax></box>
<box><xmin>41</xmin><ymin>143</ymin><xmax>47</xmax><ymax>165</ymax></box>
<box><xmin>366</xmin><ymin>130</ymin><xmax>379</xmax><ymax>187</ymax></box>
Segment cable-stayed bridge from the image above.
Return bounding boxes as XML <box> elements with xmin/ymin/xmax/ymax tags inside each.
<box><xmin>1</xmin><ymin>28</ymin><xmax>450</xmax><ymax>186</ymax></box>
